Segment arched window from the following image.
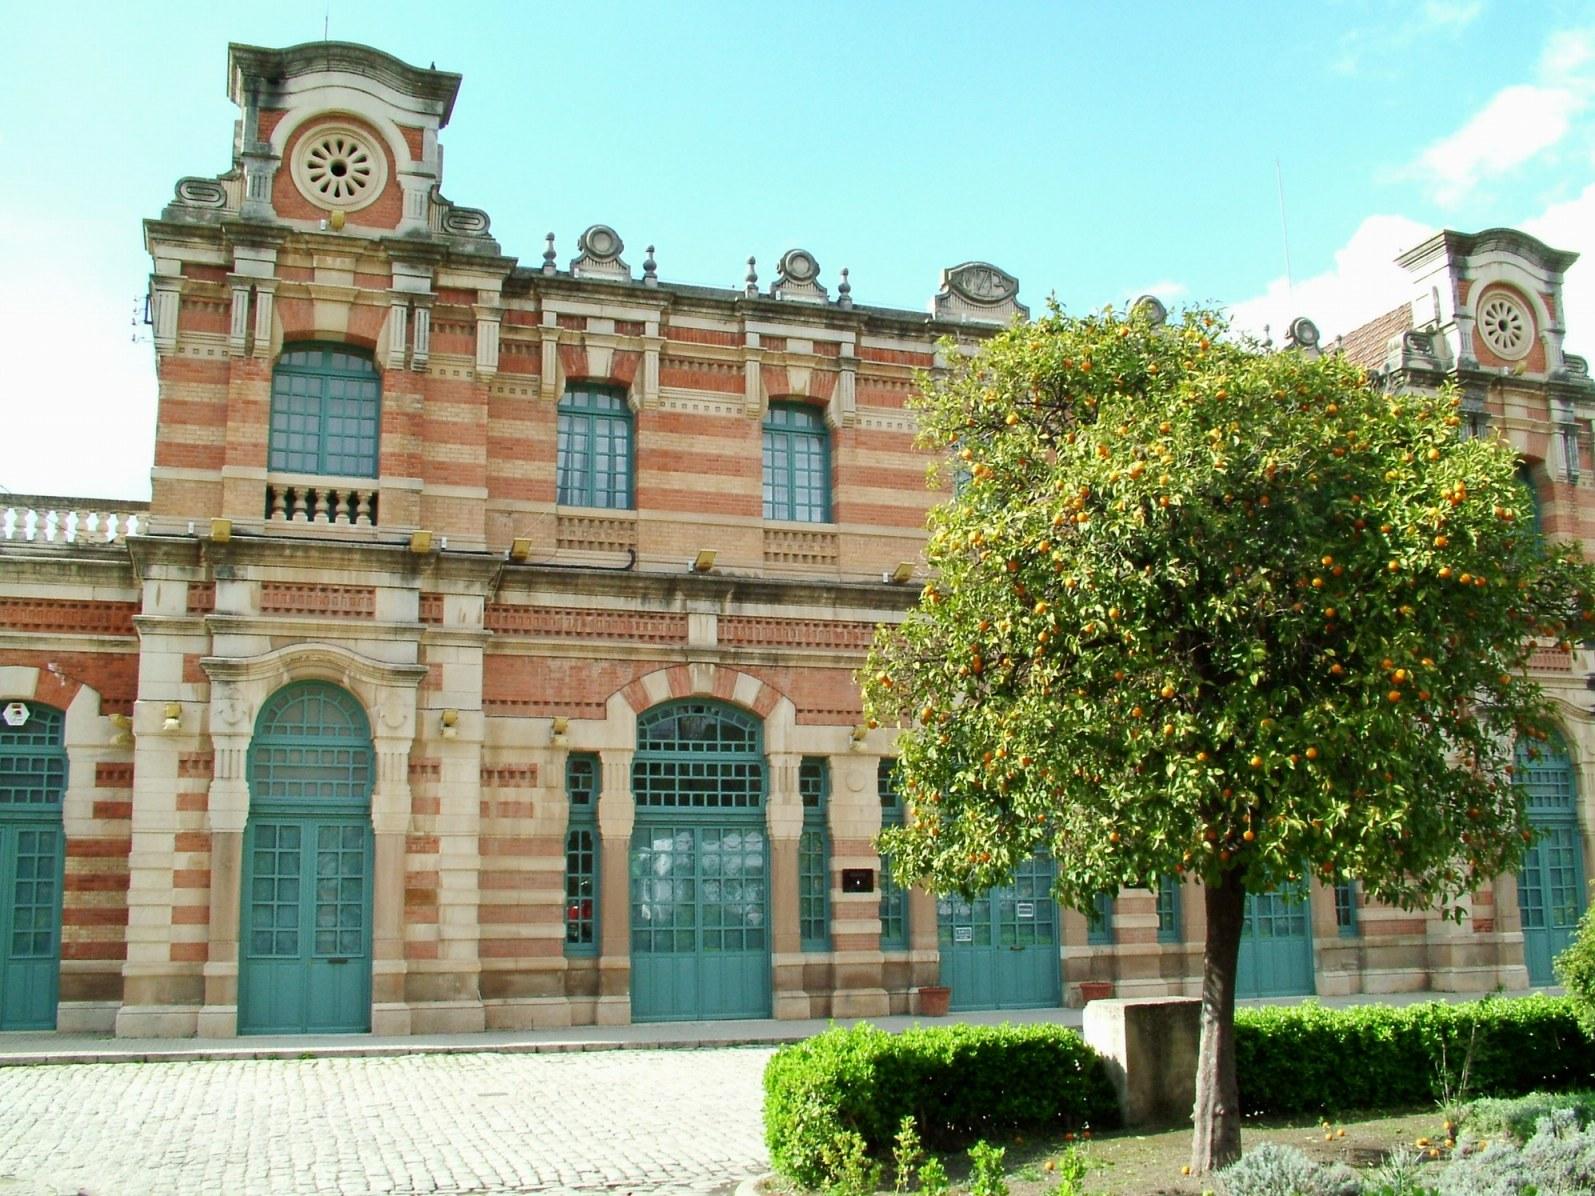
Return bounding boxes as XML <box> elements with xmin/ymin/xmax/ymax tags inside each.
<box><xmin>557</xmin><ymin>386</ymin><xmax>634</xmax><ymax>509</ymax></box>
<box><xmin>269</xmin><ymin>345</ymin><xmax>381</xmax><ymax>478</ymax></box>
<box><xmin>247</xmin><ymin>682</ymin><xmax>374</xmax><ymax>810</ymax></box>
<box><xmin>632</xmin><ymin>702</ymin><xmax>764</xmax><ymax>809</ymax></box>
<box><xmin>763</xmin><ymin>402</ymin><xmax>831</xmax><ymax>522</ymax></box>
<box><xmin>0</xmin><ymin>701</ymin><xmax>67</xmax><ymax>1029</ymax></box>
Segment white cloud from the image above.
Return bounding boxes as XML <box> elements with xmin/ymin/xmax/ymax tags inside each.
<box><xmin>1224</xmin><ymin>214</ymin><xmax>1434</xmax><ymax>346</ymax></box>
<box><xmin>1524</xmin><ymin>180</ymin><xmax>1595</xmax><ymax>359</ymax></box>
<box><xmin>1333</xmin><ymin>1</ymin><xmax>1485</xmax><ymax>76</ymax></box>
<box><xmin>1402</xmin><ymin>25</ymin><xmax>1595</xmax><ymax>206</ymax></box>
<box><xmin>1414</xmin><ymin>85</ymin><xmax>1583</xmax><ymax>206</ymax></box>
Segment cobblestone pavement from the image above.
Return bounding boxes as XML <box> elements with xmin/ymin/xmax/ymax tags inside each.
<box><xmin>0</xmin><ymin>1046</ymin><xmax>774</xmax><ymax>1195</ymax></box>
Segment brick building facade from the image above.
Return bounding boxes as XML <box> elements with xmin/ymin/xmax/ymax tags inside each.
<box><xmin>1</xmin><ymin>41</ymin><xmax>1591</xmax><ymax>1036</ymax></box>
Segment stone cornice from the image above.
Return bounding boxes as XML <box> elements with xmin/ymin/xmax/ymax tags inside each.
<box><xmin>227</xmin><ymin>41</ymin><xmax>462</xmax><ymax>124</ymax></box>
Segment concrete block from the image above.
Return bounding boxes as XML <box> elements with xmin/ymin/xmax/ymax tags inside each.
<box><xmin>1083</xmin><ymin>996</ymin><xmax>1200</xmax><ymax>1128</ymax></box>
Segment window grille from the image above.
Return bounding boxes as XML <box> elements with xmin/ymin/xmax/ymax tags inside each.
<box><xmin>565</xmin><ymin>753</ymin><xmax>600</xmax><ymax>954</ymax></box>
<box><xmin>557</xmin><ymin>386</ymin><xmax>634</xmax><ymax>509</ymax></box>
<box><xmin>799</xmin><ymin>757</ymin><xmax>829</xmax><ymax>951</ymax></box>
<box><xmin>0</xmin><ymin>704</ymin><xmax>66</xmax><ymax>809</ymax></box>
<box><xmin>247</xmin><ymin>683</ymin><xmax>373</xmax><ymax>811</ymax></box>
<box><xmin>877</xmin><ymin>758</ymin><xmax>908</xmax><ymax>949</ymax></box>
<box><xmin>763</xmin><ymin>402</ymin><xmax>831</xmax><ymax>522</ymax></box>
<box><xmin>1156</xmin><ymin>878</ymin><xmax>1181</xmax><ymax>944</ymax></box>
<box><xmin>268</xmin><ymin>345</ymin><xmax>380</xmax><ymax>478</ymax></box>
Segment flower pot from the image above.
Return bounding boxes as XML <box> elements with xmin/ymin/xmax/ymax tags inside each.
<box><xmin>1077</xmin><ymin>981</ymin><xmax>1114</xmax><ymax>1005</ymax></box>
<box><xmin>916</xmin><ymin>985</ymin><xmax>951</xmax><ymax>1017</ymax></box>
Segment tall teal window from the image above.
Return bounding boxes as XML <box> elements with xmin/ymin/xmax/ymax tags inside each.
<box><xmin>877</xmin><ymin>758</ymin><xmax>909</xmax><ymax>949</ymax></box>
<box><xmin>1518</xmin><ymin>462</ymin><xmax>1545</xmax><ymax>540</ymax></box>
<box><xmin>1333</xmin><ymin>881</ymin><xmax>1358</xmax><ymax>937</ymax></box>
<box><xmin>763</xmin><ymin>402</ymin><xmax>831</xmax><ymax>522</ymax></box>
<box><xmin>268</xmin><ymin>345</ymin><xmax>380</xmax><ymax>477</ymax></box>
<box><xmin>1156</xmin><ymin>879</ymin><xmax>1181</xmax><ymax>944</ymax></box>
<box><xmin>565</xmin><ymin>754</ymin><xmax>600</xmax><ymax>954</ymax></box>
<box><xmin>799</xmin><ymin>757</ymin><xmax>830</xmax><ymax>951</ymax></box>
<box><xmin>558</xmin><ymin>386</ymin><xmax>633</xmax><ymax>509</ymax></box>
<box><xmin>1087</xmin><ymin>892</ymin><xmax>1115</xmax><ymax>945</ymax></box>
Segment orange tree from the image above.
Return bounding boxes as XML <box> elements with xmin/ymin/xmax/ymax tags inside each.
<box><xmin>861</xmin><ymin>304</ymin><xmax>1595</xmax><ymax>1172</ymax></box>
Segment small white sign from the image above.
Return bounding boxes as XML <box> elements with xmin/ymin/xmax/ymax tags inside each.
<box><xmin>2</xmin><ymin>702</ymin><xmax>29</xmax><ymax>728</ymax></box>
<box><xmin>953</xmin><ymin>925</ymin><xmax>974</xmax><ymax>943</ymax></box>
<box><xmin>1016</xmin><ymin>902</ymin><xmax>1035</xmax><ymax>920</ymax></box>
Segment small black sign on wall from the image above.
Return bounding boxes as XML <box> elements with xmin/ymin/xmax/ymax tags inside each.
<box><xmin>841</xmin><ymin>868</ymin><xmax>875</xmax><ymax>894</ymax></box>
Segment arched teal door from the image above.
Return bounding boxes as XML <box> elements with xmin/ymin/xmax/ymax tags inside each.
<box><xmin>629</xmin><ymin>701</ymin><xmax>771</xmax><ymax>1022</ymax></box>
<box><xmin>240</xmin><ymin>683</ymin><xmax>373</xmax><ymax>1034</ymax></box>
<box><xmin>1237</xmin><ymin>880</ymin><xmax>1315</xmax><ymax>998</ymax></box>
<box><xmin>1517</xmin><ymin>736</ymin><xmax>1587</xmax><ymax>986</ymax></box>
<box><xmin>937</xmin><ymin>854</ymin><xmax>1061</xmax><ymax>1010</ymax></box>
<box><xmin>0</xmin><ymin>702</ymin><xmax>66</xmax><ymax>1030</ymax></box>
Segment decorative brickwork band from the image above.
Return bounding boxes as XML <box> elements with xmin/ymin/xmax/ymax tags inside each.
<box><xmin>719</xmin><ymin>616</ymin><xmax>876</xmax><ymax>651</ymax></box>
<box><xmin>259</xmin><ymin>583</ymin><xmax>378</xmax><ymax>618</ymax></box>
<box><xmin>0</xmin><ymin>598</ymin><xmax>138</xmax><ymax>637</ymax></box>
<box><xmin>485</xmin><ymin>605</ymin><xmax>687</xmax><ymax>643</ymax></box>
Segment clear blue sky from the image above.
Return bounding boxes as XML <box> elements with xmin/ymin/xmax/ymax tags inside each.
<box><xmin>3</xmin><ymin>1</ymin><xmax>1592</xmax><ymax>500</ymax></box>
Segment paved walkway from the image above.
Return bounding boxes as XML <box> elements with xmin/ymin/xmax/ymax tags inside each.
<box><xmin>0</xmin><ymin>992</ymin><xmax>1549</xmax><ymax>1195</ymax></box>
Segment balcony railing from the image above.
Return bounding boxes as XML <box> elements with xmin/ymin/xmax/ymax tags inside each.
<box><xmin>265</xmin><ymin>475</ymin><xmax>379</xmax><ymax>527</ymax></box>
<box><xmin>1</xmin><ymin>495</ymin><xmax>148</xmax><ymax>544</ymax></box>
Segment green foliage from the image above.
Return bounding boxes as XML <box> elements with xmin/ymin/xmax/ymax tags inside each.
<box><xmin>1051</xmin><ymin>1144</ymin><xmax>1092</xmax><ymax>1196</ymax></box>
<box><xmin>966</xmin><ymin>1141</ymin><xmax>1008</xmax><ymax>1196</ymax></box>
<box><xmin>1217</xmin><ymin>1143</ymin><xmax>1361</xmax><ymax>1196</ymax></box>
<box><xmin>1233</xmin><ymin>997</ymin><xmax>1595</xmax><ymax>1117</ymax></box>
<box><xmin>1361</xmin><ymin>1148</ymin><xmax>1437</xmax><ymax>1196</ymax></box>
<box><xmin>892</xmin><ymin>1116</ymin><xmax>925</xmax><ymax>1193</ymax></box>
<box><xmin>818</xmin><ymin>1129</ymin><xmax>881</xmax><ymax>1196</ymax></box>
<box><xmin>1460</xmin><ymin>1091</ymin><xmax>1595</xmax><ymax>1144</ymax></box>
<box><xmin>863</xmin><ymin>305</ymin><xmax>1595</xmax><ymax>912</ymax></box>
<box><xmin>916</xmin><ymin>1155</ymin><xmax>949</xmax><ymax>1196</ymax></box>
<box><xmin>762</xmin><ymin>1022</ymin><xmax>1118</xmax><ymax>1189</ymax></box>
<box><xmin>1555</xmin><ymin>904</ymin><xmax>1595</xmax><ymax>1038</ymax></box>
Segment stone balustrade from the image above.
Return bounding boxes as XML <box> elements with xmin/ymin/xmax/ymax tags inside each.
<box><xmin>265</xmin><ymin>475</ymin><xmax>380</xmax><ymax>527</ymax></box>
<box><xmin>0</xmin><ymin>495</ymin><xmax>148</xmax><ymax>544</ymax></box>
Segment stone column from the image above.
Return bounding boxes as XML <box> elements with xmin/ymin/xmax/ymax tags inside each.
<box><xmin>596</xmin><ymin>749</ymin><xmax>634</xmax><ymax>1025</ymax></box>
<box><xmin>195</xmin><ymin>713</ymin><xmax>249</xmax><ymax>1038</ymax></box>
<box><xmin>767</xmin><ymin>753</ymin><xmax>806</xmax><ymax>1017</ymax></box>
<box><xmin>370</xmin><ymin>739</ymin><xmax>414</xmax><ymax>1035</ymax></box>
<box><xmin>828</xmin><ymin>752</ymin><xmax>889</xmax><ymax>1018</ymax></box>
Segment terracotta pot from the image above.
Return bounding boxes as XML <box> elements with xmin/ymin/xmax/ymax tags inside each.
<box><xmin>916</xmin><ymin>985</ymin><xmax>952</xmax><ymax>1017</ymax></box>
<box><xmin>1078</xmin><ymin>981</ymin><xmax>1114</xmax><ymax>1005</ymax></box>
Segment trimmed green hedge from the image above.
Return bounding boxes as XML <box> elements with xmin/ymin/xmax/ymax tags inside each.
<box><xmin>1235</xmin><ymin>995</ymin><xmax>1595</xmax><ymax>1116</ymax></box>
<box><xmin>763</xmin><ymin>1022</ymin><xmax>1119</xmax><ymax>1189</ymax></box>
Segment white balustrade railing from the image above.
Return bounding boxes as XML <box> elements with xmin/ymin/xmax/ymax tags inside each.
<box><xmin>265</xmin><ymin>475</ymin><xmax>379</xmax><ymax>527</ymax></box>
<box><xmin>0</xmin><ymin>496</ymin><xmax>148</xmax><ymax>544</ymax></box>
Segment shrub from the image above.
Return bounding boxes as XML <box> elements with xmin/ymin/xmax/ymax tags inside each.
<box><xmin>1437</xmin><ymin>1112</ymin><xmax>1595</xmax><ymax>1195</ymax></box>
<box><xmin>1557</xmin><ymin>905</ymin><xmax>1595</xmax><ymax>1039</ymax></box>
<box><xmin>1217</xmin><ymin>1143</ymin><xmax>1361</xmax><ymax>1196</ymax></box>
<box><xmin>1460</xmin><ymin>1091</ymin><xmax>1595</xmax><ymax>1143</ymax></box>
<box><xmin>1233</xmin><ymin>996</ymin><xmax>1595</xmax><ymax>1117</ymax></box>
<box><xmin>762</xmin><ymin>1022</ymin><xmax>1118</xmax><ymax>1189</ymax></box>
<box><xmin>966</xmin><ymin>1140</ymin><xmax>1008</xmax><ymax>1196</ymax></box>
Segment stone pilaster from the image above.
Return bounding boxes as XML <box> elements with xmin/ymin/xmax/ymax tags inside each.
<box><xmin>595</xmin><ymin>749</ymin><xmax>635</xmax><ymax>1025</ymax></box>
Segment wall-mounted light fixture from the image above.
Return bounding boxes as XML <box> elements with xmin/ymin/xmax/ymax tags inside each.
<box><xmin>690</xmin><ymin>549</ymin><xmax>717</xmax><ymax>573</ymax></box>
<box><xmin>850</xmin><ymin>723</ymin><xmax>870</xmax><ymax>750</ymax></box>
<box><xmin>884</xmin><ymin>561</ymin><xmax>914</xmax><ymax>584</ymax></box>
<box><xmin>508</xmin><ymin>538</ymin><xmax>533</xmax><ymax>562</ymax></box>
<box><xmin>410</xmin><ymin>530</ymin><xmax>435</xmax><ymax>555</ymax></box>
<box><xmin>441</xmin><ymin>708</ymin><xmax>459</xmax><ymax>740</ymax></box>
<box><xmin>109</xmin><ymin>713</ymin><xmax>133</xmax><ymax>746</ymax></box>
<box><xmin>209</xmin><ymin>518</ymin><xmax>232</xmax><ymax>543</ymax></box>
<box><xmin>550</xmin><ymin>715</ymin><xmax>569</xmax><ymax>748</ymax></box>
<box><xmin>162</xmin><ymin>702</ymin><xmax>182</xmax><ymax>733</ymax></box>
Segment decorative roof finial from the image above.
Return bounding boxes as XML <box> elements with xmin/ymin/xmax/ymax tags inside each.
<box><xmin>542</xmin><ymin>232</ymin><xmax>557</xmax><ymax>276</ymax></box>
<box><xmin>643</xmin><ymin>245</ymin><xmax>658</xmax><ymax>286</ymax></box>
<box><xmin>837</xmin><ymin>268</ymin><xmax>853</xmax><ymax>310</ymax></box>
<box><xmin>745</xmin><ymin>256</ymin><xmax>758</xmax><ymax>298</ymax></box>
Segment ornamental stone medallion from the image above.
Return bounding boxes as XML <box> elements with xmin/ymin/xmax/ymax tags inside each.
<box><xmin>570</xmin><ymin>224</ymin><xmax>632</xmax><ymax>281</ymax></box>
<box><xmin>771</xmin><ymin>249</ymin><xmax>829</xmax><ymax>303</ymax></box>
<box><xmin>934</xmin><ymin>262</ymin><xmax>1028</xmax><ymax>323</ymax></box>
<box><xmin>291</xmin><ymin>124</ymin><xmax>388</xmax><ymax>212</ymax></box>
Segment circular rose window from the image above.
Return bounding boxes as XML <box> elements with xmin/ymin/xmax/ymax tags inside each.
<box><xmin>1476</xmin><ymin>290</ymin><xmax>1534</xmax><ymax>361</ymax></box>
<box><xmin>290</xmin><ymin>125</ymin><xmax>387</xmax><ymax>212</ymax></box>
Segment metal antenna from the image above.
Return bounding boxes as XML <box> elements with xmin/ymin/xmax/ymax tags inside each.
<box><xmin>324</xmin><ymin>2</ymin><xmax>330</xmax><ymax>40</ymax></box>
<box><xmin>1275</xmin><ymin>158</ymin><xmax>1294</xmax><ymax>301</ymax></box>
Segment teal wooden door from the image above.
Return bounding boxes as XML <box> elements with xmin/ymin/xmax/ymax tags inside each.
<box><xmin>629</xmin><ymin>701</ymin><xmax>771</xmax><ymax>1022</ymax></box>
<box><xmin>938</xmin><ymin>854</ymin><xmax>1060</xmax><ymax>1010</ymax></box>
<box><xmin>0</xmin><ymin>703</ymin><xmax>66</xmax><ymax>1030</ymax></box>
<box><xmin>239</xmin><ymin>683</ymin><xmax>374</xmax><ymax>1035</ymax></box>
<box><xmin>1516</xmin><ymin>737</ymin><xmax>1587</xmax><ymax>986</ymax></box>
<box><xmin>1237</xmin><ymin>881</ymin><xmax>1315</xmax><ymax>998</ymax></box>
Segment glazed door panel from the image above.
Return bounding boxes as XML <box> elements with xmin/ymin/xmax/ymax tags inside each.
<box><xmin>0</xmin><ymin>821</ymin><xmax>62</xmax><ymax>1030</ymax></box>
<box><xmin>938</xmin><ymin>855</ymin><xmax>1060</xmax><ymax>1011</ymax></box>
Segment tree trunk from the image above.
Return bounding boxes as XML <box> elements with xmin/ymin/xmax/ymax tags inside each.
<box><xmin>1190</xmin><ymin>867</ymin><xmax>1247</xmax><ymax>1173</ymax></box>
